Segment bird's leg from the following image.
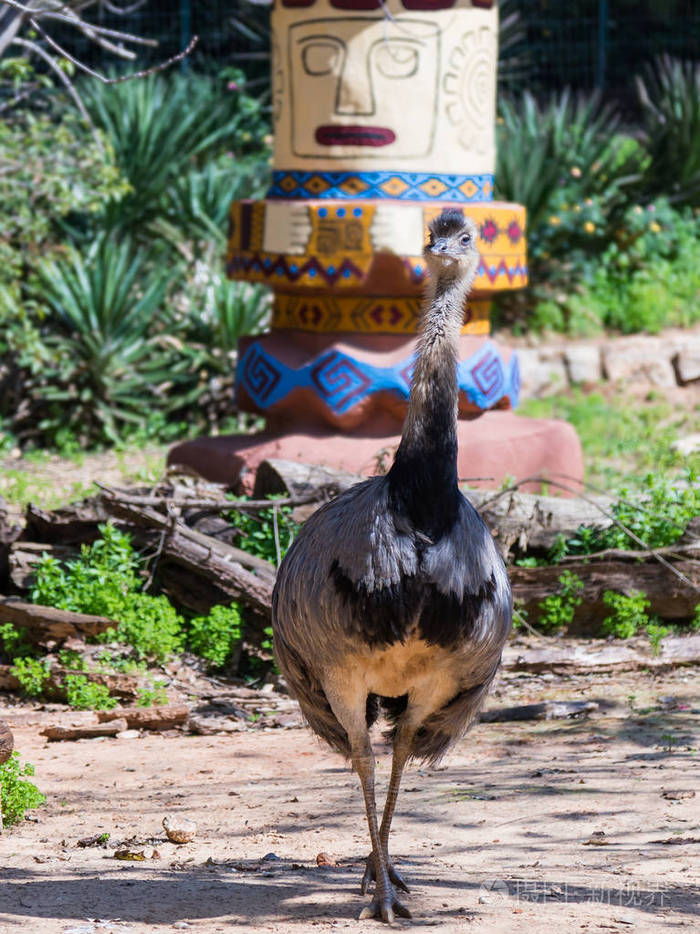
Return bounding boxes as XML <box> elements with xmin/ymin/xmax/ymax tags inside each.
<box><xmin>353</xmin><ymin>744</ymin><xmax>412</xmax><ymax>924</ymax></box>
<box><xmin>322</xmin><ymin>679</ymin><xmax>411</xmax><ymax>923</ymax></box>
<box><xmin>361</xmin><ymin>724</ymin><xmax>415</xmax><ymax>897</ymax></box>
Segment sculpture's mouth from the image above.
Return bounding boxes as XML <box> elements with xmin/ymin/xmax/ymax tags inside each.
<box><xmin>314</xmin><ymin>125</ymin><xmax>396</xmax><ymax>147</ymax></box>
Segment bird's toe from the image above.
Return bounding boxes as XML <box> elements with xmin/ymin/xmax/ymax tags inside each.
<box><xmin>359</xmin><ymin>888</ymin><xmax>412</xmax><ymax>924</ymax></box>
<box><xmin>361</xmin><ymin>853</ymin><xmax>410</xmax><ymax>895</ymax></box>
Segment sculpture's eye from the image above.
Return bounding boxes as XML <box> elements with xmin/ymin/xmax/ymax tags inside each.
<box><xmin>461</xmin><ymin>234</ymin><xmax>471</xmax><ymax>245</ymax></box>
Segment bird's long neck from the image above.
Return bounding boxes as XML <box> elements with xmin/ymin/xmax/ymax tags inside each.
<box><xmin>388</xmin><ymin>272</ymin><xmax>469</xmax><ymax>537</ymax></box>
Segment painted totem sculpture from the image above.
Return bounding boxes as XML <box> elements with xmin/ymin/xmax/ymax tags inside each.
<box><xmin>169</xmin><ymin>0</ymin><xmax>583</xmax><ymax>488</ymax></box>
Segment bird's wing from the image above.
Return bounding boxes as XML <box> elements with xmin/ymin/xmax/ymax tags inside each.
<box><xmin>417</xmin><ymin>493</ymin><xmax>513</xmax><ymax>651</ymax></box>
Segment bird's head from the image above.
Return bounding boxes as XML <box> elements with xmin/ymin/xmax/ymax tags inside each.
<box><xmin>424</xmin><ymin>210</ymin><xmax>479</xmax><ymax>283</ymax></box>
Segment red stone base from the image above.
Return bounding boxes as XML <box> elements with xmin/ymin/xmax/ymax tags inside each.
<box><xmin>168</xmin><ymin>411</ymin><xmax>584</xmax><ymax>495</ymax></box>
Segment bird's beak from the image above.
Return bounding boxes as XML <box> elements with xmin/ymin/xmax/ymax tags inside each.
<box><xmin>429</xmin><ymin>238</ymin><xmax>452</xmax><ymax>255</ymax></box>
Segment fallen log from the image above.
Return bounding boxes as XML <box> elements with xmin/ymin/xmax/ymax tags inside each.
<box><xmin>501</xmin><ymin>634</ymin><xmax>700</xmax><ymax>674</ymax></box>
<box><xmin>96</xmin><ymin>704</ymin><xmax>188</xmax><ymax>730</ymax></box>
<box><xmin>100</xmin><ymin>500</ymin><xmax>275</xmax><ymax>617</ymax></box>
<box><xmin>510</xmin><ymin>559</ymin><xmax>700</xmax><ymax>629</ymax></box>
<box><xmin>0</xmin><ymin>664</ymin><xmax>141</xmax><ymax>699</ymax></box>
<box><xmin>23</xmin><ymin>501</ymin><xmax>108</xmax><ymax>546</ymax></box>
<box><xmin>467</xmin><ymin>488</ymin><xmax>613</xmax><ymax>554</ymax></box>
<box><xmin>42</xmin><ymin>718</ymin><xmax>128</xmax><ymax>741</ymax></box>
<box><xmin>8</xmin><ymin>542</ymin><xmax>77</xmax><ymax>591</ymax></box>
<box><xmin>253</xmin><ymin>458</ymin><xmax>358</xmax><ymax>501</ymax></box>
<box><xmin>252</xmin><ymin>460</ymin><xmax>615</xmax><ymax>553</ymax></box>
<box><xmin>0</xmin><ymin>598</ymin><xmax>116</xmax><ymax>645</ymax></box>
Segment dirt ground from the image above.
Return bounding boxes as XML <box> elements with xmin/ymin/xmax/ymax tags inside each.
<box><xmin>1</xmin><ymin>655</ymin><xmax>698</xmax><ymax>934</ymax></box>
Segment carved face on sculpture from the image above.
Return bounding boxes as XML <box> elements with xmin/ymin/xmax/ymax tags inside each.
<box><xmin>290</xmin><ymin>17</ymin><xmax>439</xmax><ymax>159</ymax></box>
<box><xmin>272</xmin><ymin>0</ymin><xmax>498</xmax><ymax>175</ymax></box>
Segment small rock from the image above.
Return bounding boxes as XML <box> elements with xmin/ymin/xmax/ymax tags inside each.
<box><xmin>661</xmin><ymin>789</ymin><xmax>695</xmax><ymax>801</ymax></box>
<box><xmin>670</xmin><ymin>434</ymin><xmax>700</xmax><ymax>457</ymax></box>
<box><xmin>674</xmin><ymin>344</ymin><xmax>700</xmax><ymax>384</ymax></box>
<box><xmin>316</xmin><ymin>851</ymin><xmax>338</xmax><ymax>867</ymax></box>
<box><xmin>114</xmin><ymin>846</ymin><xmax>160</xmax><ymax>861</ymax></box>
<box><xmin>117</xmin><ymin>729</ymin><xmax>141</xmax><ymax>740</ymax></box>
<box><xmin>262</xmin><ymin>852</ymin><xmax>281</xmax><ymax>862</ymax></box>
<box><xmin>163</xmin><ymin>814</ymin><xmax>197</xmax><ymax>844</ymax></box>
<box><xmin>565</xmin><ymin>344</ymin><xmax>602</xmax><ymax>384</ymax></box>
<box><xmin>583</xmin><ymin>831</ymin><xmax>610</xmax><ymax>846</ymax></box>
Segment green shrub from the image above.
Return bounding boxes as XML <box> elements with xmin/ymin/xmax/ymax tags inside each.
<box><xmin>0</xmin><ymin>752</ymin><xmax>45</xmax><ymax>828</ymax></box>
<box><xmin>645</xmin><ymin>620</ymin><xmax>671</xmax><ymax>655</ymax></box>
<box><xmin>57</xmin><ymin>649</ymin><xmax>89</xmax><ymax>671</ymax></box>
<box><xmin>10</xmin><ymin>657</ymin><xmax>50</xmax><ymax>697</ymax></box>
<box><xmin>0</xmin><ymin>101</ymin><xmax>127</xmax><ymax>305</ymax></box>
<box><xmin>601</xmin><ymin>590</ymin><xmax>650</xmax><ymax>639</ymax></box>
<box><xmin>0</xmin><ymin>623</ymin><xmax>34</xmax><ymax>661</ymax></box>
<box><xmin>536</xmin><ymin>571</ymin><xmax>584</xmax><ymax>633</ymax></box>
<box><xmin>100</xmin><ymin>592</ymin><xmax>184</xmax><ymax>663</ymax></box>
<box><xmin>31</xmin><ymin>524</ymin><xmax>183</xmax><ymax>662</ymax></box>
<box><xmin>188</xmin><ymin>604</ymin><xmax>242</xmax><ymax>669</ymax></box>
<box><xmin>31</xmin><ymin>523</ymin><xmax>139</xmax><ymax>613</ymax></box>
<box><xmin>229</xmin><ymin>500</ymin><xmax>301</xmax><ymax>565</ymax></box>
<box><xmin>559</xmin><ymin>469</ymin><xmax>700</xmax><ymax>557</ymax></box>
<box><xmin>136</xmin><ymin>680</ymin><xmax>169</xmax><ymax>707</ymax></box>
<box><xmin>63</xmin><ymin>674</ymin><xmax>117</xmax><ymax>711</ymax></box>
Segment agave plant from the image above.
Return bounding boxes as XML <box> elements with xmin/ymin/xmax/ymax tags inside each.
<box><xmin>636</xmin><ymin>56</ymin><xmax>700</xmax><ymax>207</ymax></box>
<box><xmin>496</xmin><ymin>89</ymin><xmax>641</xmax><ymax>235</ymax></box>
<box><xmin>80</xmin><ymin>71</ymin><xmax>269</xmax><ymax>234</ymax></box>
<box><xmin>165</xmin><ymin>155</ymin><xmax>271</xmax><ymax>247</ymax></box>
<box><xmin>29</xmin><ymin>236</ymin><xmax>176</xmax><ymax>444</ymax></box>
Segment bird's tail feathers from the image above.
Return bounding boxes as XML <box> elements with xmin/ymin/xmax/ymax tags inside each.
<box><xmin>411</xmin><ymin>660</ymin><xmax>501</xmax><ymax>766</ymax></box>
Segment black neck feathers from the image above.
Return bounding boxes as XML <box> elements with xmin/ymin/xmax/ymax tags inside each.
<box><xmin>388</xmin><ymin>276</ymin><xmax>465</xmax><ymax>539</ymax></box>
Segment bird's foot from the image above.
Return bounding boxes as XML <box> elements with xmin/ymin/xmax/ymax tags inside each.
<box><xmin>361</xmin><ymin>853</ymin><xmax>410</xmax><ymax>895</ymax></box>
<box><xmin>359</xmin><ymin>885</ymin><xmax>412</xmax><ymax>925</ymax></box>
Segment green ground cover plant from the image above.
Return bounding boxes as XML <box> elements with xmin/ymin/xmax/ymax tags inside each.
<box><xmin>229</xmin><ymin>500</ymin><xmax>301</xmax><ymax>566</ymax></box>
<box><xmin>0</xmin><ymin>752</ymin><xmax>45</xmax><ymax>828</ymax></box>
<box><xmin>536</xmin><ymin>571</ymin><xmax>584</xmax><ymax>633</ymax></box>
<box><xmin>62</xmin><ymin>674</ymin><xmax>117</xmax><ymax>711</ymax></box>
<box><xmin>519</xmin><ymin>390</ymin><xmax>700</xmax><ymax>488</ymax></box>
<box><xmin>601</xmin><ymin>589</ymin><xmax>652</xmax><ymax>639</ymax></box>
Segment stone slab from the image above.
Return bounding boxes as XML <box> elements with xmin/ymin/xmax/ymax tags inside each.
<box><xmin>602</xmin><ymin>338</ymin><xmax>677</xmax><ymax>387</ymax></box>
<box><xmin>565</xmin><ymin>344</ymin><xmax>602</xmax><ymax>384</ymax></box>
<box><xmin>168</xmin><ymin>411</ymin><xmax>584</xmax><ymax>496</ymax></box>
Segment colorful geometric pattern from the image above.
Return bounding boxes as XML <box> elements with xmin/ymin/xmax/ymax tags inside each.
<box><xmin>237</xmin><ymin>339</ymin><xmax>519</xmax><ymax>416</ymax></box>
<box><xmin>269</xmin><ymin>170</ymin><xmax>494</xmax><ymax>202</ymax></box>
<box><xmin>227</xmin><ymin>199</ymin><xmax>527</xmax><ymax>292</ymax></box>
<box><xmin>272</xmin><ymin>293</ymin><xmax>492</xmax><ymax>335</ymax></box>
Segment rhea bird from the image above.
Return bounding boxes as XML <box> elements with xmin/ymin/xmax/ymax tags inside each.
<box><xmin>271</xmin><ymin>209</ymin><xmax>513</xmax><ymax>924</ymax></box>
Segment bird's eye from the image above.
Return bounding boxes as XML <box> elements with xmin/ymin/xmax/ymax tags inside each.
<box><xmin>461</xmin><ymin>234</ymin><xmax>471</xmax><ymax>245</ymax></box>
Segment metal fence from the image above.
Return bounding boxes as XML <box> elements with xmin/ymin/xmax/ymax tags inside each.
<box><xmin>71</xmin><ymin>1</ymin><xmax>699</xmax><ymax>104</ymax></box>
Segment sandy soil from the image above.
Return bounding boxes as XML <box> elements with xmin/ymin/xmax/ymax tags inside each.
<box><xmin>1</xmin><ymin>658</ymin><xmax>698</xmax><ymax>934</ymax></box>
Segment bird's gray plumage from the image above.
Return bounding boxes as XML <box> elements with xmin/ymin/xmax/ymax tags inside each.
<box><xmin>273</xmin><ymin>473</ymin><xmax>511</xmax><ymax>762</ymax></box>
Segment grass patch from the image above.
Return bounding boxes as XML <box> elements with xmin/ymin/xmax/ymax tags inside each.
<box><xmin>519</xmin><ymin>388</ymin><xmax>700</xmax><ymax>487</ymax></box>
